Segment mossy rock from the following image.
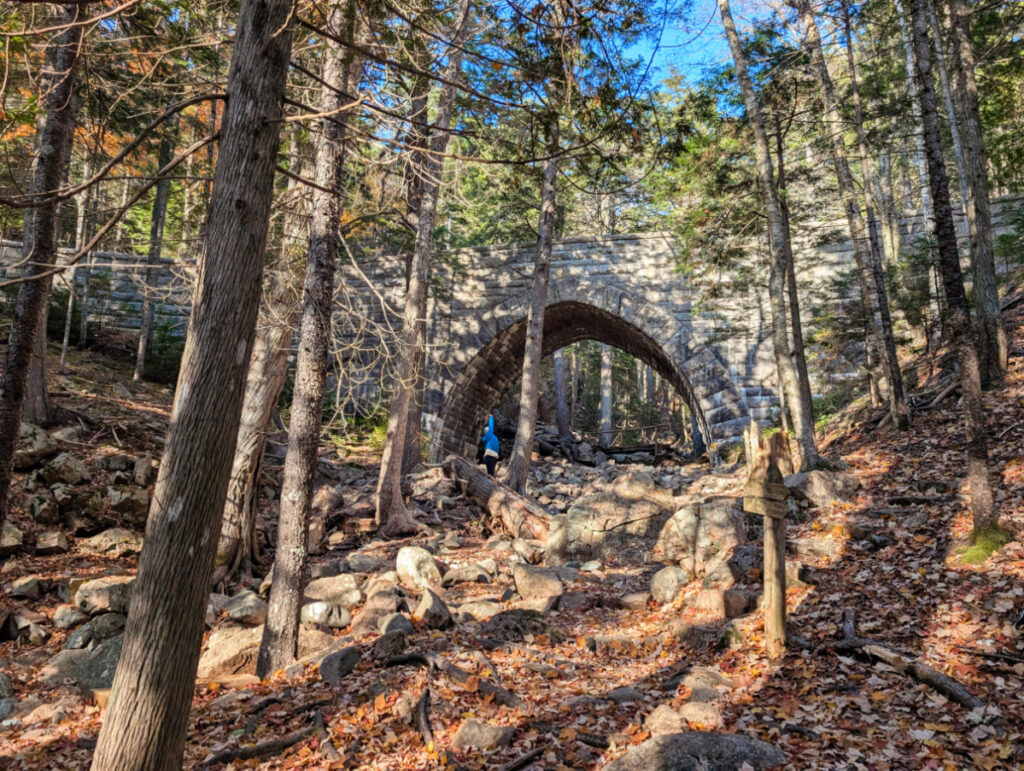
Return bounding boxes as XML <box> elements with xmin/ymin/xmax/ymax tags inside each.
<box><xmin>957</xmin><ymin>526</ymin><xmax>1011</xmax><ymax>565</ymax></box>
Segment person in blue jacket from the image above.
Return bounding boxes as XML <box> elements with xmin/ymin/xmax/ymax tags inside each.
<box><xmin>481</xmin><ymin>414</ymin><xmax>500</xmax><ymax>477</ymax></box>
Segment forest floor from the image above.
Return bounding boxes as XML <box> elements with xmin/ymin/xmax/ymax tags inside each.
<box><xmin>1</xmin><ymin>305</ymin><xmax>1023</xmax><ymax>770</ymax></box>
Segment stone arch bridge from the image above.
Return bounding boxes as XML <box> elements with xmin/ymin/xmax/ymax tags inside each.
<box><xmin>340</xmin><ymin>233</ymin><xmax>770</xmax><ymax>461</ymax></box>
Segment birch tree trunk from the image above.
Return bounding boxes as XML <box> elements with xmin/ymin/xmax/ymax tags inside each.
<box><xmin>945</xmin><ymin>0</ymin><xmax>1008</xmax><ymax>383</ymax></box>
<box><xmin>907</xmin><ymin>0</ymin><xmax>995</xmax><ymax>534</ymax></box>
<box><xmin>719</xmin><ymin>0</ymin><xmax>818</xmax><ymax>470</ymax></box>
<box><xmin>503</xmin><ymin>121</ymin><xmax>559</xmax><ymax>493</ymax></box>
<box><xmin>0</xmin><ymin>3</ymin><xmax>82</xmax><ymax>530</ymax></box>
<box><xmin>92</xmin><ymin>2</ymin><xmax>294</xmax><ymax>765</ymax></box>
<box><xmin>260</xmin><ymin>3</ymin><xmax>355</xmax><ymax>676</ymax></box>
<box><xmin>376</xmin><ymin>0</ymin><xmax>472</xmax><ymax>534</ymax></box>
<box><xmin>134</xmin><ymin>121</ymin><xmax>176</xmax><ymax>381</ymax></box>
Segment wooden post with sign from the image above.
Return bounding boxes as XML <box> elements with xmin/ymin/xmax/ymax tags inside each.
<box><xmin>743</xmin><ymin>421</ymin><xmax>792</xmax><ymax>659</ymax></box>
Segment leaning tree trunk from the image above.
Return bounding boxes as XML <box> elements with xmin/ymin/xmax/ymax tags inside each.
<box><xmin>376</xmin><ymin>0</ymin><xmax>472</xmax><ymax>532</ymax></box>
<box><xmin>503</xmin><ymin>121</ymin><xmax>559</xmax><ymax>493</ymax></box>
<box><xmin>907</xmin><ymin>0</ymin><xmax>995</xmax><ymax>534</ymax></box>
<box><xmin>134</xmin><ymin>120</ymin><xmax>176</xmax><ymax>382</ymax></box>
<box><xmin>259</xmin><ymin>4</ymin><xmax>354</xmax><ymax>677</ymax></box>
<box><xmin>794</xmin><ymin>0</ymin><xmax>909</xmax><ymax>430</ymax></box>
<box><xmin>945</xmin><ymin>0</ymin><xmax>1007</xmax><ymax>383</ymax></box>
<box><xmin>0</xmin><ymin>4</ymin><xmax>82</xmax><ymax>531</ymax></box>
<box><xmin>719</xmin><ymin>0</ymin><xmax>818</xmax><ymax>471</ymax></box>
<box><xmin>213</xmin><ymin>128</ymin><xmax>306</xmax><ymax>590</ymax></box>
<box><xmin>91</xmin><ymin>3</ymin><xmax>293</xmax><ymax>768</ymax></box>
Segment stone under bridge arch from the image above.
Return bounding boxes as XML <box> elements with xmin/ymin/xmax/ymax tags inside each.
<box><xmin>428</xmin><ymin>276</ymin><xmax>749</xmax><ymax>460</ymax></box>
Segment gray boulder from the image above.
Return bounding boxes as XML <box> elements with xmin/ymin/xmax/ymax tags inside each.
<box><xmin>40</xmin><ymin>634</ymin><xmax>124</xmax><ymax>689</ymax></box>
<box><xmin>377</xmin><ymin>613</ymin><xmax>415</xmax><ymax>636</ymax></box>
<box><xmin>654</xmin><ymin>497</ymin><xmax>745</xmax><ymax>584</ymax></box>
<box><xmin>452</xmin><ymin>719</ymin><xmax>515</xmax><ymax>750</ymax></box>
<box><xmin>14</xmin><ymin>423</ymin><xmax>60</xmax><ymax>469</ymax></box>
<box><xmin>605</xmin><ymin>732</ymin><xmax>785</xmax><ymax>771</ymax></box>
<box><xmin>0</xmin><ymin>522</ymin><xmax>24</xmax><ymax>557</ymax></box>
<box><xmin>41</xmin><ymin>453</ymin><xmax>89</xmax><ymax>485</ymax></box>
<box><xmin>75</xmin><ymin>576</ymin><xmax>134</xmax><ymax>615</ymax></box>
<box><xmin>225</xmin><ymin>591</ymin><xmax>268</xmax><ymax>626</ymax></box>
<box><xmin>80</xmin><ymin>528</ymin><xmax>143</xmax><ymax>558</ymax></box>
<box><xmin>319</xmin><ymin>646</ymin><xmax>360</xmax><ymax>685</ymax></box>
<box><xmin>513</xmin><ymin>563</ymin><xmax>563</xmax><ymax>600</ymax></box>
<box><xmin>442</xmin><ymin>564</ymin><xmax>491</xmax><ymax>587</ymax></box>
<box><xmin>457</xmin><ymin>600</ymin><xmax>502</xmax><ymax>622</ymax></box>
<box><xmin>395</xmin><ymin>546</ymin><xmax>442</xmax><ymax>590</ymax></box>
<box><xmin>413</xmin><ymin>589</ymin><xmax>453</xmax><ymax>630</ymax></box>
<box><xmin>35</xmin><ymin>530</ymin><xmax>68</xmax><ymax>556</ymax></box>
<box><xmin>52</xmin><ymin>605</ymin><xmax>89</xmax><ymax>629</ymax></box>
<box><xmin>784</xmin><ymin>470</ymin><xmax>861</xmax><ymax>509</ymax></box>
<box><xmin>305</xmin><ymin>574</ymin><xmax>361</xmax><ymax>604</ymax></box>
<box><xmin>651</xmin><ymin>566</ymin><xmax>691</xmax><ymax>604</ymax></box>
<box><xmin>301</xmin><ymin>601</ymin><xmax>352</xmax><ymax>629</ymax></box>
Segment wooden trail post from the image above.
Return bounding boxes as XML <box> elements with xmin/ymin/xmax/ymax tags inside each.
<box><xmin>743</xmin><ymin>420</ymin><xmax>792</xmax><ymax>659</ymax></box>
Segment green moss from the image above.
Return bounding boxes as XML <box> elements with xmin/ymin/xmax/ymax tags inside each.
<box><xmin>958</xmin><ymin>525</ymin><xmax>1011</xmax><ymax>565</ymax></box>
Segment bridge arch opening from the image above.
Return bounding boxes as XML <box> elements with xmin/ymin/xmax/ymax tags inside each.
<box><xmin>430</xmin><ymin>292</ymin><xmax>748</xmax><ymax>461</ymax></box>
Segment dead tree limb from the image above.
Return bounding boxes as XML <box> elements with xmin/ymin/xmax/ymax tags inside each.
<box><xmin>834</xmin><ymin>609</ymin><xmax>985</xmax><ymax>710</ymax></box>
<box><xmin>385</xmin><ymin>652</ymin><xmax>526</xmax><ymax>710</ymax></box>
<box><xmin>443</xmin><ymin>455</ymin><xmax>550</xmax><ymax>541</ymax></box>
<box><xmin>203</xmin><ymin>709</ymin><xmax>325</xmax><ymax>766</ymax></box>
<box><xmin>498</xmin><ymin>744</ymin><xmax>550</xmax><ymax>771</ymax></box>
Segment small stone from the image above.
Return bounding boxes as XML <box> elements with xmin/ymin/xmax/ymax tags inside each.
<box><xmin>104</xmin><ymin>487</ymin><xmax>149</xmax><ymax>518</ymax></box>
<box><xmin>52</xmin><ymin>605</ymin><xmax>89</xmax><ymax>629</ymax></box>
<box><xmin>29</xmin><ymin>495</ymin><xmax>58</xmax><ymax>525</ymax></box>
<box><xmin>377</xmin><ymin>613</ymin><xmax>415</xmax><ymax>636</ymax></box>
<box><xmin>10</xmin><ymin>575</ymin><xmax>44</xmax><ymax>599</ymax></box>
<box><xmin>305</xmin><ymin>574</ymin><xmax>361</xmax><ymax>604</ymax></box>
<box><xmin>457</xmin><ymin>600</ymin><xmax>502</xmax><ymax>622</ymax></box>
<box><xmin>319</xmin><ymin>646</ymin><xmax>361</xmax><ymax>686</ymax></box>
<box><xmin>451</xmin><ymin>719</ymin><xmax>516</xmax><ymax>750</ymax></box>
<box><xmin>678</xmin><ymin>701</ymin><xmax>724</xmax><ymax>728</ymax></box>
<box><xmin>580</xmin><ymin>560</ymin><xmax>601</xmax><ymax>572</ymax></box>
<box><xmin>80</xmin><ymin>528</ymin><xmax>143</xmax><ymax>559</ymax></box>
<box><xmin>75</xmin><ymin>576</ymin><xmax>134</xmax><ymax>615</ymax></box>
<box><xmin>511</xmin><ymin>538</ymin><xmax>543</xmax><ymax>564</ymax></box>
<box><xmin>512</xmin><ymin>563</ymin><xmax>563</xmax><ymax>600</ymax></box>
<box><xmin>0</xmin><ymin>522</ymin><xmax>24</xmax><ymax>557</ymax></box>
<box><xmin>478</xmin><ymin>558</ymin><xmax>498</xmax><ymax>576</ymax></box>
<box><xmin>646</xmin><ymin>704</ymin><xmax>686</xmax><ymax>736</ymax></box>
<box><xmin>133</xmin><ymin>455</ymin><xmax>154</xmax><ymax>487</ymax></box>
<box><xmin>413</xmin><ymin>589</ymin><xmax>453</xmax><ymax>630</ymax></box>
<box><xmin>0</xmin><ymin>673</ymin><xmax>12</xmax><ymax>699</ymax></box>
<box><xmin>225</xmin><ymin>591</ymin><xmax>268</xmax><ymax>626</ymax></box>
<box><xmin>347</xmin><ymin>552</ymin><xmax>384</xmax><ymax>573</ymax></box>
<box><xmin>206</xmin><ymin>593</ymin><xmax>230</xmax><ymax>627</ymax></box>
<box><xmin>309</xmin><ymin>559</ymin><xmax>346</xmax><ymax>580</ymax></box>
<box><xmin>89</xmin><ymin>612</ymin><xmax>126</xmax><ymax>643</ymax></box>
<box><xmin>35</xmin><ymin>531</ymin><xmax>68</xmax><ymax>556</ymax></box>
<box><xmin>607</xmin><ymin>686</ymin><xmax>643</xmax><ymax>704</ymax></box>
<box><xmin>371</xmin><ymin>631</ymin><xmax>406</xmax><ymax>660</ymax></box>
<box><xmin>14</xmin><ymin>423</ymin><xmax>60</xmax><ymax>470</ymax></box>
<box><xmin>604</xmin><ymin>731</ymin><xmax>785</xmax><ymax>771</ymax></box>
<box><xmin>27</xmin><ymin>623</ymin><xmax>49</xmax><ymax>645</ymax></box>
<box><xmin>651</xmin><ymin>566</ymin><xmax>690</xmax><ymax>604</ymax></box>
<box><xmin>619</xmin><ymin>592</ymin><xmax>650</xmax><ymax>610</ymax></box>
<box><xmin>442</xmin><ymin>564</ymin><xmax>491</xmax><ymax>587</ymax></box>
<box><xmin>41</xmin><ymin>453</ymin><xmax>89</xmax><ymax>486</ymax></box>
<box><xmin>396</xmin><ymin>546</ymin><xmax>442</xmax><ymax>590</ymax></box>
<box><xmin>301</xmin><ymin>601</ymin><xmax>351</xmax><ymax>629</ymax></box>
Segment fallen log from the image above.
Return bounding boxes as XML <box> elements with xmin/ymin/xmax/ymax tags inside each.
<box><xmin>833</xmin><ymin>609</ymin><xmax>985</xmax><ymax>710</ymax></box>
<box><xmin>443</xmin><ymin>455</ymin><xmax>550</xmax><ymax>541</ymax></box>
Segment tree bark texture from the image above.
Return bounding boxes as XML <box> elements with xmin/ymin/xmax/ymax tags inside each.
<box><xmin>260</xmin><ymin>4</ymin><xmax>355</xmax><ymax>678</ymax></box>
<box><xmin>214</xmin><ymin>131</ymin><xmax>306</xmax><ymax>590</ymax></box>
<box><xmin>718</xmin><ymin>0</ymin><xmax>818</xmax><ymax>471</ymax></box>
<box><xmin>0</xmin><ymin>4</ymin><xmax>82</xmax><ymax>531</ymax></box>
<box><xmin>134</xmin><ymin>122</ymin><xmax>176</xmax><ymax>382</ymax></box>
<box><xmin>945</xmin><ymin>0</ymin><xmax>1008</xmax><ymax>383</ymax></box>
<box><xmin>907</xmin><ymin>0</ymin><xmax>995</xmax><ymax>532</ymax></box>
<box><xmin>795</xmin><ymin>0</ymin><xmax>908</xmax><ymax>429</ymax></box>
<box><xmin>504</xmin><ymin>122</ymin><xmax>559</xmax><ymax>494</ymax></box>
<box><xmin>376</xmin><ymin>0</ymin><xmax>471</xmax><ymax>533</ymax></box>
<box><xmin>90</xmin><ymin>2</ymin><xmax>293</xmax><ymax>767</ymax></box>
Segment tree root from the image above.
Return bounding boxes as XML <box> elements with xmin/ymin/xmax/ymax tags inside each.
<box><xmin>380</xmin><ymin>502</ymin><xmax>430</xmax><ymax>538</ymax></box>
<box><xmin>385</xmin><ymin>652</ymin><xmax>525</xmax><ymax>709</ymax></box>
<box><xmin>498</xmin><ymin>744</ymin><xmax>550</xmax><ymax>771</ymax></box>
<box><xmin>833</xmin><ymin>609</ymin><xmax>985</xmax><ymax>710</ymax></box>
<box><xmin>203</xmin><ymin>709</ymin><xmax>326</xmax><ymax>766</ymax></box>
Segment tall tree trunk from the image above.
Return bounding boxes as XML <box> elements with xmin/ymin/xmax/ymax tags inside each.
<box><xmin>91</xmin><ymin>2</ymin><xmax>294</xmax><ymax>766</ymax></box>
<box><xmin>260</xmin><ymin>4</ymin><xmax>354</xmax><ymax>677</ymax></box>
<box><xmin>503</xmin><ymin>121</ymin><xmax>558</xmax><ymax>493</ymax></box>
<box><xmin>61</xmin><ymin>156</ymin><xmax>94</xmax><ymax>371</ymax></box>
<box><xmin>929</xmin><ymin>0</ymin><xmax>971</xmax><ymax>216</ymax></box>
<box><xmin>376</xmin><ymin>0</ymin><xmax>471</xmax><ymax>533</ymax></box>
<box><xmin>213</xmin><ymin>132</ymin><xmax>306</xmax><ymax>590</ymax></box>
<box><xmin>907</xmin><ymin>0</ymin><xmax>995</xmax><ymax>534</ymax></box>
<box><xmin>773</xmin><ymin>122</ymin><xmax>814</xmax><ymax>420</ymax></box>
<box><xmin>598</xmin><ymin>343</ymin><xmax>613</xmax><ymax>448</ymax></box>
<box><xmin>0</xmin><ymin>3</ymin><xmax>82</xmax><ymax>529</ymax></box>
<box><xmin>945</xmin><ymin>0</ymin><xmax>1008</xmax><ymax>383</ymax></box>
<box><xmin>134</xmin><ymin>121</ymin><xmax>176</xmax><ymax>382</ymax></box>
<box><xmin>719</xmin><ymin>0</ymin><xmax>818</xmax><ymax>470</ymax></box>
<box><xmin>553</xmin><ymin>348</ymin><xmax>571</xmax><ymax>442</ymax></box>
<box><xmin>895</xmin><ymin>0</ymin><xmax>936</xmax><ymax>233</ymax></box>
